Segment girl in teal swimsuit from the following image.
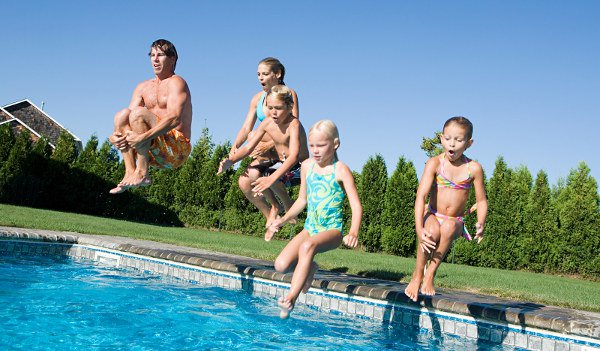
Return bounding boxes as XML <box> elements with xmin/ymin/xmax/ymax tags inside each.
<box><xmin>405</xmin><ymin>116</ymin><xmax>488</xmax><ymax>303</ymax></box>
<box><xmin>268</xmin><ymin>120</ymin><xmax>362</xmax><ymax>319</ymax></box>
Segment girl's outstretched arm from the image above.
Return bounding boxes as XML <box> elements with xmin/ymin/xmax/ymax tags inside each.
<box><xmin>337</xmin><ymin>162</ymin><xmax>361</xmax><ymax>248</ymax></box>
<box><xmin>471</xmin><ymin>161</ymin><xmax>488</xmax><ymax>243</ymax></box>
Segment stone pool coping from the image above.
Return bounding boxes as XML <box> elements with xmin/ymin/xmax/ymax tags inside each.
<box><xmin>1</xmin><ymin>226</ymin><xmax>599</xmax><ymax>341</ymax></box>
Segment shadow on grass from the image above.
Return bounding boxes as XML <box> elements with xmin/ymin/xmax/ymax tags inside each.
<box><xmin>357</xmin><ymin>269</ymin><xmax>407</xmax><ymax>282</ymax></box>
<box><xmin>1</xmin><ymin>158</ymin><xmax>183</xmax><ymax>227</ymax></box>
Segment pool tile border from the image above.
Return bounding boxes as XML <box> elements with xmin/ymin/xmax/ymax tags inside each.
<box><xmin>1</xmin><ymin>227</ymin><xmax>599</xmax><ymax>351</ymax></box>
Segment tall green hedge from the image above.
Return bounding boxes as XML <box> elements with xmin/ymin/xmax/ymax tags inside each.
<box><xmin>359</xmin><ymin>154</ymin><xmax>387</xmax><ymax>252</ymax></box>
<box><xmin>380</xmin><ymin>156</ymin><xmax>418</xmax><ymax>256</ymax></box>
<box><xmin>1</xmin><ymin>128</ymin><xmax>598</xmax><ymax>278</ymax></box>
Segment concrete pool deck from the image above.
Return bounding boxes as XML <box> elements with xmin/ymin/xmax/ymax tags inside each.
<box><xmin>1</xmin><ymin>225</ymin><xmax>599</xmax><ymax>347</ymax></box>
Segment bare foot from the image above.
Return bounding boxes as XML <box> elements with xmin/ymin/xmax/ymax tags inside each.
<box><xmin>128</xmin><ymin>173</ymin><xmax>152</xmax><ymax>189</ymax></box>
<box><xmin>109</xmin><ymin>172</ymin><xmax>135</xmax><ymax>194</ymax></box>
<box><xmin>302</xmin><ymin>262</ymin><xmax>318</xmax><ymax>294</ymax></box>
<box><xmin>420</xmin><ymin>274</ymin><xmax>436</xmax><ymax>296</ymax></box>
<box><xmin>264</xmin><ymin>224</ymin><xmax>278</xmax><ymax>242</ymax></box>
<box><xmin>266</xmin><ymin>205</ymin><xmax>280</xmax><ymax>228</ymax></box>
<box><xmin>277</xmin><ymin>296</ymin><xmax>295</xmax><ymax>319</ymax></box>
<box><xmin>109</xmin><ymin>183</ymin><xmax>128</xmax><ymax>194</ymax></box>
<box><xmin>288</xmin><ymin>216</ymin><xmax>297</xmax><ymax>225</ymax></box>
<box><xmin>404</xmin><ymin>276</ymin><xmax>422</xmax><ymax>302</ymax></box>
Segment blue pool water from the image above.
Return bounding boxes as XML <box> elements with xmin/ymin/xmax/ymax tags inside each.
<box><xmin>0</xmin><ymin>254</ymin><xmax>519</xmax><ymax>350</ymax></box>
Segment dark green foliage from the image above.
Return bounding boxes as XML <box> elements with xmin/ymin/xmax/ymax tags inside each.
<box><xmin>202</xmin><ymin>143</ymin><xmax>232</xmax><ymax>211</ymax></box>
<box><xmin>93</xmin><ymin>140</ymin><xmax>121</xmax><ymax>183</ymax></box>
<box><xmin>224</xmin><ymin>157</ymin><xmax>255</xmax><ymax>212</ymax></box>
<box><xmin>0</xmin><ymin>130</ymin><xmax>33</xmax><ymax>202</ymax></box>
<box><xmin>479</xmin><ymin>157</ymin><xmax>517</xmax><ymax>269</ymax></box>
<box><xmin>554</xmin><ymin>162</ymin><xmax>600</xmax><ymax>275</ymax></box>
<box><xmin>420</xmin><ymin>131</ymin><xmax>443</xmax><ymax>158</ymax></box>
<box><xmin>32</xmin><ymin>137</ymin><xmax>52</xmax><ymax>159</ymax></box>
<box><xmin>520</xmin><ymin>171</ymin><xmax>558</xmax><ymax>272</ymax></box>
<box><xmin>73</xmin><ymin>134</ymin><xmax>99</xmax><ymax>173</ymax></box>
<box><xmin>451</xmin><ymin>169</ymin><xmax>486</xmax><ymax>266</ymax></box>
<box><xmin>146</xmin><ymin>167</ymin><xmax>179</xmax><ymax>209</ymax></box>
<box><xmin>359</xmin><ymin>154</ymin><xmax>387</xmax><ymax>252</ymax></box>
<box><xmin>381</xmin><ymin>157</ymin><xmax>418</xmax><ymax>256</ymax></box>
<box><xmin>51</xmin><ymin>131</ymin><xmax>78</xmax><ymax>165</ymax></box>
<box><xmin>0</xmin><ymin>123</ymin><xmax>16</xmax><ymax>165</ymax></box>
<box><xmin>1</xmin><ymin>124</ymin><xmax>599</xmax><ymax>278</ymax></box>
<box><xmin>174</xmin><ymin>128</ymin><xmax>213</xmax><ymax>212</ymax></box>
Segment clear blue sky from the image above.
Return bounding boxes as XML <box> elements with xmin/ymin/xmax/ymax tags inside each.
<box><xmin>3</xmin><ymin>1</ymin><xmax>598</xmax><ymax>186</ymax></box>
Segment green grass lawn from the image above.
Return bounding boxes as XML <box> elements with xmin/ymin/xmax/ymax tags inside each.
<box><xmin>1</xmin><ymin>203</ymin><xmax>599</xmax><ymax>312</ymax></box>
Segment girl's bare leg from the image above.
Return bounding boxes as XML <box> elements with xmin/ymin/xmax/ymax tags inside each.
<box><xmin>405</xmin><ymin>214</ymin><xmax>440</xmax><ymax>302</ymax></box>
<box><xmin>278</xmin><ymin>229</ymin><xmax>342</xmax><ymax>318</ymax></box>
<box><xmin>420</xmin><ymin>219</ymin><xmax>462</xmax><ymax>296</ymax></box>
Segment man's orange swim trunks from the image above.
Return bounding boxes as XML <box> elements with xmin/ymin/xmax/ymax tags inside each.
<box><xmin>148</xmin><ymin>129</ymin><xmax>191</xmax><ymax>169</ymax></box>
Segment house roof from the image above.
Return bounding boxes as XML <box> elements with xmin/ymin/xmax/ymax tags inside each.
<box><xmin>1</xmin><ymin>99</ymin><xmax>82</xmax><ymax>150</ymax></box>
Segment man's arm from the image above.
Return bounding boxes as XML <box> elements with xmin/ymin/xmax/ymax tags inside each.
<box><xmin>128</xmin><ymin>83</ymin><xmax>146</xmax><ymax>110</ymax></box>
<box><xmin>140</xmin><ymin>77</ymin><xmax>188</xmax><ymax>142</ymax></box>
<box><xmin>109</xmin><ymin>83</ymin><xmax>145</xmax><ymax>150</ymax></box>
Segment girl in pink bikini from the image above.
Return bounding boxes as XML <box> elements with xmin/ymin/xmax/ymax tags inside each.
<box><xmin>405</xmin><ymin>116</ymin><xmax>488</xmax><ymax>302</ymax></box>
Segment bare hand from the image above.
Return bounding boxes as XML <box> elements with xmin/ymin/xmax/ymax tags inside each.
<box><xmin>474</xmin><ymin>223</ymin><xmax>484</xmax><ymax>243</ymax></box>
<box><xmin>125</xmin><ymin>131</ymin><xmax>150</xmax><ymax>150</ymax></box>
<box><xmin>343</xmin><ymin>234</ymin><xmax>358</xmax><ymax>248</ymax></box>
<box><xmin>419</xmin><ymin>228</ymin><xmax>437</xmax><ymax>253</ymax></box>
<box><xmin>109</xmin><ymin>132</ymin><xmax>129</xmax><ymax>151</ymax></box>
<box><xmin>270</xmin><ymin>217</ymin><xmax>285</xmax><ymax>230</ymax></box>
<box><xmin>251</xmin><ymin>176</ymin><xmax>274</xmax><ymax>196</ymax></box>
<box><xmin>217</xmin><ymin>158</ymin><xmax>234</xmax><ymax>175</ymax></box>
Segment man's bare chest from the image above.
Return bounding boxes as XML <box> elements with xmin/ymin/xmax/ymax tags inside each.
<box><xmin>141</xmin><ymin>83</ymin><xmax>169</xmax><ymax>110</ymax></box>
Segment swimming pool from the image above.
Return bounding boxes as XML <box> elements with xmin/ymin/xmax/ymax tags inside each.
<box><xmin>1</xmin><ymin>229</ymin><xmax>599</xmax><ymax>351</ymax></box>
<box><xmin>2</xmin><ymin>254</ymin><xmax>516</xmax><ymax>350</ymax></box>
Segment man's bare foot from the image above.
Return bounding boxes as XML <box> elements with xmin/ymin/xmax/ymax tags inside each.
<box><xmin>109</xmin><ymin>172</ymin><xmax>135</xmax><ymax>194</ymax></box>
<box><xmin>420</xmin><ymin>274</ymin><xmax>436</xmax><ymax>296</ymax></box>
<box><xmin>277</xmin><ymin>296</ymin><xmax>295</xmax><ymax>319</ymax></box>
<box><xmin>109</xmin><ymin>183</ymin><xmax>127</xmax><ymax>194</ymax></box>
<box><xmin>128</xmin><ymin>173</ymin><xmax>152</xmax><ymax>189</ymax></box>
<box><xmin>404</xmin><ymin>276</ymin><xmax>422</xmax><ymax>302</ymax></box>
<box><xmin>302</xmin><ymin>262</ymin><xmax>318</xmax><ymax>294</ymax></box>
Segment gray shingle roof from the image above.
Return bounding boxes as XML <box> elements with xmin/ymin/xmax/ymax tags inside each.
<box><xmin>1</xmin><ymin>99</ymin><xmax>82</xmax><ymax>150</ymax></box>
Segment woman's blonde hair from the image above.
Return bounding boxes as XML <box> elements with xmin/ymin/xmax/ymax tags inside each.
<box><xmin>267</xmin><ymin>85</ymin><xmax>294</xmax><ymax>110</ymax></box>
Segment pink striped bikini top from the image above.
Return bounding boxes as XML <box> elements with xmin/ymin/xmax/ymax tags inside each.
<box><xmin>436</xmin><ymin>154</ymin><xmax>473</xmax><ymax>190</ymax></box>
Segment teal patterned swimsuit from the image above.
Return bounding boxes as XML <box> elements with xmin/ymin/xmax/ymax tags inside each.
<box><xmin>303</xmin><ymin>161</ymin><xmax>346</xmax><ymax>236</ymax></box>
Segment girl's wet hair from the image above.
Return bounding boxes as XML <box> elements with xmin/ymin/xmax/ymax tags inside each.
<box><xmin>149</xmin><ymin>39</ymin><xmax>178</xmax><ymax>70</ymax></box>
<box><xmin>259</xmin><ymin>57</ymin><xmax>286</xmax><ymax>84</ymax></box>
<box><xmin>444</xmin><ymin>116</ymin><xmax>473</xmax><ymax>139</ymax></box>
<box><xmin>267</xmin><ymin>85</ymin><xmax>294</xmax><ymax>109</ymax></box>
